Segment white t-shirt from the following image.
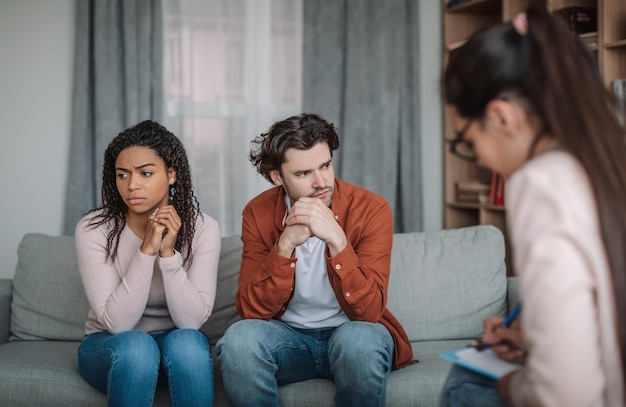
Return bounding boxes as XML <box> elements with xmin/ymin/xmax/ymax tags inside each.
<box><xmin>279</xmin><ymin>196</ymin><xmax>349</xmax><ymax>329</ymax></box>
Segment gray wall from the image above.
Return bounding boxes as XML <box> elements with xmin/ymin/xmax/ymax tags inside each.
<box><xmin>0</xmin><ymin>0</ymin><xmax>75</xmax><ymax>279</ymax></box>
<box><xmin>0</xmin><ymin>0</ymin><xmax>442</xmax><ymax>279</ymax></box>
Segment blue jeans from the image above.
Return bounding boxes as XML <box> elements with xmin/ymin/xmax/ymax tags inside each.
<box><xmin>215</xmin><ymin>319</ymin><xmax>394</xmax><ymax>407</ymax></box>
<box><xmin>440</xmin><ymin>365</ymin><xmax>506</xmax><ymax>407</ymax></box>
<box><xmin>78</xmin><ymin>328</ymin><xmax>213</xmax><ymax>407</ymax></box>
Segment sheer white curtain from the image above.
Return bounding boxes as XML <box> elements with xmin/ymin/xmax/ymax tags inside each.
<box><xmin>162</xmin><ymin>0</ymin><xmax>303</xmax><ymax>236</ymax></box>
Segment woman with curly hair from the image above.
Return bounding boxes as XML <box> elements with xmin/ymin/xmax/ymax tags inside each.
<box><xmin>75</xmin><ymin>120</ymin><xmax>220</xmax><ymax>406</ymax></box>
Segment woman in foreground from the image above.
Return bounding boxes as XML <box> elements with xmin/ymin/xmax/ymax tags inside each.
<box><xmin>440</xmin><ymin>6</ymin><xmax>626</xmax><ymax>406</ymax></box>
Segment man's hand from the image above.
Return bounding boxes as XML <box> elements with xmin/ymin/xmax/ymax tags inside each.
<box><xmin>276</xmin><ymin>223</ymin><xmax>311</xmax><ymax>257</ymax></box>
<box><xmin>283</xmin><ymin>197</ymin><xmax>347</xmax><ymax>256</ymax></box>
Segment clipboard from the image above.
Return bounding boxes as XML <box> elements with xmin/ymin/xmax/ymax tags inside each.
<box><xmin>440</xmin><ymin>347</ymin><xmax>523</xmax><ymax>380</ymax></box>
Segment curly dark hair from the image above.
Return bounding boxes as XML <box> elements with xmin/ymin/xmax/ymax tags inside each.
<box><xmin>249</xmin><ymin>113</ymin><xmax>340</xmax><ymax>183</ymax></box>
<box><xmin>87</xmin><ymin>120</ymin><xmax>201</xmax><ymax>267</ymax></box>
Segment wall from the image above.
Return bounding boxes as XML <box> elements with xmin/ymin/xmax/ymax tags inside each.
<box><xmin>0</xmin><ymin>0</ymin><xmax>75</xmax><ymax>278</ymax></box>
<box><xmin>0</xmin><ymin>0</ymin><xmax>442</xmax><ymax>279</ymax></box>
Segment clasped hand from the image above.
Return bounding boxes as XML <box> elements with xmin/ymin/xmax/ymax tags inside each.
<box><xmin>140</xmin><ymin>205</ymin><xmax>181</xmax><ymax>258</ymax></box>
<box><xmin>278</xmin><ymin>197</ymin><xmax>346</xmax><ymax>257</ymax></box>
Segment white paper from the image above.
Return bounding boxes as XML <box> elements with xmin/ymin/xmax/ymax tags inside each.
<box><xmin>455</xmin><ymin>347</ymin><xmax>522</xmax><ymax>379</ymax></box>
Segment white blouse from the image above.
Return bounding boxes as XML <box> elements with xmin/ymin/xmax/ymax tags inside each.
<box><xmin>507</xmin><ymin>150</ymin><xmax>623</xmax><ymax>406</ymax></box>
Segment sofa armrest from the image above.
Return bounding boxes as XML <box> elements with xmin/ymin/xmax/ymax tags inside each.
<box><xmin>0</xmin><ymin>279</ymin><xmax>12</xmax><ymax>344</ymax></box>
<box><xmin>506</xmin><ymin>276</ymin><xmax>520</xmax><ymax>313</ymax></box>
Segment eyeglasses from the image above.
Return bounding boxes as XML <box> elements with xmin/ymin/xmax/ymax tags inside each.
<box><xmin>449</xmin><ymin>119</ymin><xmax>477</xmax><ymax>162</ymax></box>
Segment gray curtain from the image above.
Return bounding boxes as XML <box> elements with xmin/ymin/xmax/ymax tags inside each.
<box><xmin>303</xmin><ymin>0</ymin><xmax>422</xmax><ymax>233</ymax></box>
<box><xmin>63</xmin><ymin>0</ymin><xmax>163</xmax><ymax>235</ymax></box>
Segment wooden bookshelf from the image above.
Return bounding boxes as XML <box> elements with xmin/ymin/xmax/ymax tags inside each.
<box><xmin>442</xmin><ymin>0</ymin><xmax>626</xmax><ymax>276</ymax></box>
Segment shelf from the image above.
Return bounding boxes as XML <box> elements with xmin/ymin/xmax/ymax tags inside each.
<box><xmin>605</xmin><ymin>39</ymin><xmax>626</xmax><ymax>49</ymax></box>
<box><xmin>442</xmin><ymin>0</ymin><xmax>621</xmax><ymax>277</ymax></box>
<box><xmin>446</xmin><ymin>201</ymin><xmax>505</xmax><ymax>211</ymax></box>
<box><xmin>444</xmin><ymin>0</ymin><xmax>502</xmax><ymax>45</ymax></box>
<box><xmin>446</xmin><ymin>0</ymin><xmax>501</xmax><ymax>14</ymax></box>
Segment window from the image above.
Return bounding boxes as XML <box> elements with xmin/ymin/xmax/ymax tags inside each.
<box><xmin>163</xmin><ymin>0</ymin><xmax>303</xmax><ymax>235</ymax></box>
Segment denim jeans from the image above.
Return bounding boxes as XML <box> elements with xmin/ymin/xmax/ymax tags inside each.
<box><xmin>78</xmin><ymin>328</ymin><xmax>214</xmax><ymax>407</ymax></box>
<box><xmin>215</xmin><ymin>319</ymin><xmax>394</xmax><ymax>407</ymax></box>
<box><xmin>440</xmin><ymin>365</ymin><xmax>506</xmax><ymax>407</ymax></box>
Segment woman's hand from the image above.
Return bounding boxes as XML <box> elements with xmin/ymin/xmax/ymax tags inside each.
<box><xmin>151</xmin><ymin>205</ymin><xmax>181</xmax><ymax>258</ymax></box>
<box><xmin>140</xmin><ymin>206</ymin><xmax>181</xmax><ymax>258</ymax></box>
<box><xmin>483</xmin><ymin>317</ymin><xmax>527</xmax><ymax>364</ymax></box>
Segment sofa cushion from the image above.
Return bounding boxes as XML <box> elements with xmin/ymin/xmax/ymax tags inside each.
<box><xmin>10</xmin><ymin>232</ymin><xmax>243</xmax><ymax>344</ymax></box>
<box><xmin>201</xmin><ymin>234</ymin><xmax>242</xmax><ymax>345</ymax></box>
<box><xmin>0</xmin><ymin>279</ymin><xmax>12</xmax><ymax>343</ymax></box>
<box><xmin>276</xmin><ymin>339</ymin><xmax>468</xmax><ymax>406</ymax></box>
<box><xmin>387</xmin><ymin>225</ymin><xmax>507</xmax><ymax>342</ymax></box>
<box><xmin>10</xmin><ymin>234</ymin><xmax>88</xmax><ymax>341</ymax></box>
<box><xmin>0</xmin><ymin>341</ymin><xmax>105</xmax><ymax>405</ymax></box>
<box><xmin>0</xmin><ymin>341</ymin><xmax>171</xmax><ymax>406</ymax></box>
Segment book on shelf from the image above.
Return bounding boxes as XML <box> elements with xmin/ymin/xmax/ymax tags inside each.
<box><xmin>489</xmin><ymin>172</ymin><xmax>505</xmax><ymax>206</ymax></box>
<box><xmin>455</xmin><ymin>180</ymin><xmax>490</xmax><ymax>204</ymax></box>
<box><xmin>612</xmin><ymin>79</ymin><xmax>626</xmax><ymax>126</ymax></box>
<box><xmin>553</xmin><ymin>7</ymin><xmax>598</xmax><ymax>51</ymax></box>
<box><xmin>496</xmin><ymin>176</ymin><xmax>504</xmax><ymax>206</ymax></box>
<box><xmin>552</xmin><ymin>6</ymin><xmax>597</xmax><ymax>35</ymax></box>
<box><xmin>578</xmin><ymin>31</ymin><xmax>598</xmax><ymax>49</ymax></box>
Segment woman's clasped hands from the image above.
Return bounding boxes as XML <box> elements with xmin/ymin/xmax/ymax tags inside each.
<box><xmin>141</xmin><ymin>205</ymin><xmax>181</xmax><ymax>258</ymax></box>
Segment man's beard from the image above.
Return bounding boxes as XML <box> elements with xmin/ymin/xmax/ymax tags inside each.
<box><xmin>307</xmin><ymin>186</ymin><xmax>333</xmax><ymax>201</ymax></box>
<box><xmin>287</xmin><ymin>186</ymin><xmax>334</xmax><ymax>207</ymax></box>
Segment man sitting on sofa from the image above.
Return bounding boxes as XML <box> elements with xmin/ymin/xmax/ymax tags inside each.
<box><xmin>215</xmin><ymin>113</ymin><xmax>414</xmax><ymax>407</ymax></box>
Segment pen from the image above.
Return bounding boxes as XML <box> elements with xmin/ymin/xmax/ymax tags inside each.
<box><xmin>501</xmin><ymin>302</ymin><xmax>523</xmax><ymax>328</ymax></box>
<box><xmin>469</xmin><ymin>303</ymin><xmax>523</xmax><ymax>351</ymax></box>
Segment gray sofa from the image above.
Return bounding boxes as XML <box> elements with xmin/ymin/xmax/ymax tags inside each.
<box><xmin>0</xmin><ymin>225</ymin><xmax>518</xmax><ymax>406</ymax></box>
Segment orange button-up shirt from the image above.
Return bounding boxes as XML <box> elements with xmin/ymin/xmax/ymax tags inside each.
<box><xmin>235</xmin><ymin>178</ymin><xmax>414</xmax><ymax>369</ymax></box>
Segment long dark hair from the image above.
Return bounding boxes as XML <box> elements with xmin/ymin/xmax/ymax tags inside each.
<box><xmin>249</xmin><ymin>113</ymin><xmax>340</xmax><ymax>183</ymax></box>
<box><xmin>88</xmin><ymin>120</ymin><xmax>201</xmax><ymax>267</ymax></box>
<box><xmin>444</xmin><ymin>5</ymin><xmax>626</xmax><ymax>394</ymax></box>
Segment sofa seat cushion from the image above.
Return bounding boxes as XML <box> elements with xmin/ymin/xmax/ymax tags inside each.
<box><xmin>0</xmin><ymin>341</ymin><xmax>175</xmax><ymax>407</ymax></box>
<box><xmin>276</xmin><ymin>339</ymin><xmax>468</xmax><ymax>407</ymax></box>
<box><xmin>0</xmin><ymin>338</ymin><xmax>468</xmax><ymax>407</ymax></box>
<box><xmin>387</xmin><ymin>226</ymin><xmax>507</xmax><ymax>342</ymax></box>
<box><xmin>0</xmin><ymin>341</ymin><xmax>104</xmax><ymax>406</ymax></box>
